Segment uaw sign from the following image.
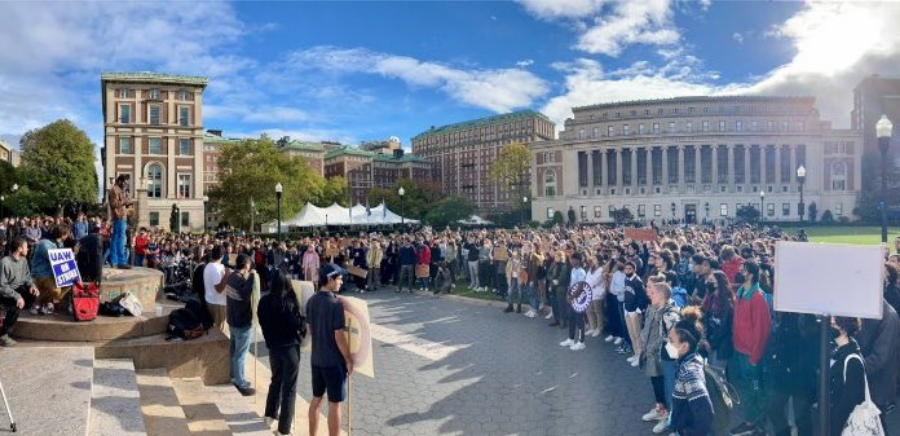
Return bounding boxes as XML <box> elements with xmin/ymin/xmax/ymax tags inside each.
<box><xmin>568</xmin><ymin>281</ymin><xmax>593</xmax><ymax>313</ymax></box>
<box><xmin>49</xmin><ymin>249</ymin><xmax>82</xmax><ymax>288</ymax></box>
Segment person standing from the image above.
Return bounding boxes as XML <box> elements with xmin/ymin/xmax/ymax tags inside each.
<box><xmin>225</xmin><ymin>254</ymin><xmax>256</xmax><ymax>396</ymax></box>
<box><xmin>133</xmin><ymin>228</ymin><xmax>149</xmax><ymax>267</ymax></box>
<box><xmin>397</xmin><ymin>238</ymin><xmax>416</xmax><ymax>293</ymax></box>
<box><xmin>560</xmin><ymin>252</ymin><xmax>587</xmax><ymax>351</ymax></box>
<box><xmin>624</xmin><ymin>261</ymin><xmax>648</xmax><ymax>367</ymax></box>
<box><xmin>107</xmin><ymin>174</ymin><xmax>132</xmax><ymax>269</ymax></box>
<box><xmin>855</xmin><ymin>297</ymin><xmax>900</xmax><ymax>435</ymax></box>
<box><xmin>667</xmin><ymin>307</ymin><xmax>714</xmax><ymax>436</ymax></box>
<box><xmin>307</xmin><ymin>264</ymin><xmax>353</xmax><ymax>436</ymax></box>
<box><xmin>828</xmin><ymin>316</ymin><xmax>868</xmax><ymax>436</ymax></box>
<box><xmin>204</xmin><ymin>246</ymin><xmax>233</xmax><ymax>334</ymax></box>
<box><xmin>303</xmin><ymin>245</ymin><xmax>320</xmax><ymax>287</ymax></box>
<box><xmin>729</xmin><ymin>261</ymin><xmax>771</xmax><ymax>436</ymax></box>
<box><xmin>259</xmin><ymin>270</ymin><xmax>306</xmax><ymax>436</ymax></box>
<box><xmin>0</xmin><ymin>238</ymin><xmax>40</xmax><ymax>346</ymax></box>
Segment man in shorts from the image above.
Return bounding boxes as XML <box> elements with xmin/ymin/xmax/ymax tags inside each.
<box><xmin>307</xmin><ymin>264</ymin><xmax>353</xmax><ymax>436</ymax></box>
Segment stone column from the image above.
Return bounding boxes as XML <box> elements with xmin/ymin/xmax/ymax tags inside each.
<box><xmin>600</xmin><ymin>150</ymin><xmax>607</xmax><ymax>187</ymax></box>
<box><xmin>615</xmin><ymin>148</ymin><xmax>623</xmax><ymax>189</ymax></box>
<box><xmin>678</xmin><ymin>145</ymin><xmax>685</xmax><ymax>191</ymax></box>
<box><xmin>630</xmin><ymin>147</ymin><xmax>638</xmax><ymax>188</ymax></box>
<box><xmin>712</xmin><ymin>145</ymin><xmax>719</xmax><ymax>187</ymax></box>
<box><xmin>760</xmin><ymin>145</ymin><xmax>768</xmax><ymax>188</ymax></box>
<box><xmin>662</xmin><ymin>146</ymin><xmax>670</xmax><ymax>190</ymax></box>
<box><xmin>728</xmin><ymin>145</ymin><xmax>735</xmax><ymax>186</ymax></box>
<box><xmin>744</xmin><ymin>146</ymin><xmax>751</xmax><ymax>188</ymax></box>
<box><xmin>775</xmin><ymin>144</ymin><xmax>782</xmax><ymax>185</ymax></box>
<box><xmin>136</xmin><ymin>178</ymin><xmax>149</xmax><ymax>230</ymax></box>
<box><xmin>694</xmin><ymin>145</ymin><xmax>701</xmax><ymax>185</ymax></box>
<box><xmin>644</xmin><ymin>148</ymin><xmax>652</xmax><ymax>187</ymax></box>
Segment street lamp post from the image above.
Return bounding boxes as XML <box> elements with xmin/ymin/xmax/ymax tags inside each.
<box><xmin>11</xmin><ymin>184</ymin><xmax>18</xmax><ymax>220</ymax></box>
<box><xmin>398</xmin><ymin>187</ymin><xmax>406</xmax><ymax>227</ymax></box>
<box><xmin>522</xmin><ymin>196</ymin><xmax>529</xmax><ymax>226</ymax></box>
<box><xmin>797</xmin><ymin>165</ymin><xmax>806</xmax><ymax>224</ymax></box>
<box><xmin>275</xmin><ymin>183</ymin><xmax>283</xmax><ymax>241</ymax></box>
<box><xmin>250</xmin><ymin>198</ymin><xmax>255</xmax><ymax>234</ymax></box>
<box><xmin>877</xmin><ymin>115</ymin><xmax>893</xmax><ymax>246</ymax></box>
<box><xmin>760</xmin><ymin>190</ymin><xmax>766</xmax><ymax>225</ymax></box>
<box><xmin>202</xmin><ymin>195</ymin><xmax>209</xmax><ymax>234</ymax></box>
<box><xmin>0</xmin><ymin>195</ymin><xmax>4</xmax><ymax>219</ymax></box>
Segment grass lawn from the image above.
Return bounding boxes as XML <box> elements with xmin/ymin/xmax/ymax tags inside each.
<box><xmin>792</xmin><ymin>226</ymin><xmax>900</xmax><ymax>246</ymax></box>
<box><xmin>449</xmin><ymin>278</ymin><xmax>508</xmax><ymax>302</ymax></box>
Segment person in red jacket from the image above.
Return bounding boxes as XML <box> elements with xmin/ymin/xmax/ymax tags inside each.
<box><xmin>720</xmin><ymin>245</ymin><xmax>744</xmax><ymax>286</ymax></box>
<box><xmin>729</xmin><ymin>260</ymin><xmax>771</xmax><ymax>436</ymax></box>
<box><xmin>133</xmin><ymin>228</ymin><xmax>150</xmax><ymax>267</ymax></box>
<box><xmin>416</xmin><ymin>239</ymin><xmax>431</xmax><ymax>292</ymax></box>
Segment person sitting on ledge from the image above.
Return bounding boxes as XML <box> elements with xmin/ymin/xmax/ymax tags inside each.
<box><xmin>30</xmin><ymin>224</ymin><xmax>71</xmax><ymax>315</ymax></box>
<box><xmin>0</xmin><ymin>238</ymin><xmax>40</xmax><ymax>346</ymax></box>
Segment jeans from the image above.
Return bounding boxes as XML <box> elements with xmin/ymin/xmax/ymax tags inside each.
<box><xmin>525</xmin><ymin>283</ymin><xmax>540</xmax><ymax>312</ymax></box>
<box><xmin>662</xmin><ymin>359</ymin><xmax>677</xmax><ymax>411</ymax></box>
<box><xmin>730</xmin><ymin>352</ymin><xmax>767</xmax><ymax>427</ymax></box>
<box><xmin>229</xmin><ymin>324</ymin><xmax>253</xmax><ymax>388</ymax></box>
<box><xmin>133</xmin><ymin>254</ymin><xmax>145</xmax><ymax>267</ymax></box>
<box><xmin>568</xmin><ymin>310</ymin><xmax>585</xmax><ymax>341</ymax></box>
<box><xmin>0</xmin><ymin>295</ymin><xmax>22</xmax><ymax>337</ymax></box>
<box><xmin>265</xmin><ymin>345</ymin><xmax>300</xmax><ymax>435</ymax></box>
<box><xmin>110</xmin><ymin>218</ymin><xmax>127</xmax><ymax>266</ymax></box>
<box><xmin>468</xmin><ymin>261</ymin><xmax>479</xmax><ymax>288</ymax></box>
<box><xmin>507</xmin><ymin>278</ymin><xmax>523</xmax><ymax>306</ymax></box>
<box><xmin>549</xmin><ymin>289</ymin><xmax>560</xmax><ymax>322</ymax></box>
<box><xmin>398</xmin><ymin>265</ymin><xmax>415</xmax><ymax>291</ymax></box>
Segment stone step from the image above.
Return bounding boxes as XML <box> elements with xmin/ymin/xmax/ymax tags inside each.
<box><xmin>136</xmin><ymin>368</ymin><xmax>192</xmax><ymax>436</ymax></box>
<box><xmin>0</xmin><ymin>346</ymin><xmax>94</xmax><ymax>436</ymax></box>
<box><xmin>13</xmin><ymin>299</ymin><xmax>179</xmax><ymax>341</ymax></box>
<box><xmin>90</xmin><ymin>358</ymin><xmax>147</xmax><ymax>436</ymax></box>
<box><xmin>172</xmin><ymin>378</ymin><xmax>234</xmax><ymax>436</ymax></box>
<box><xmin>203</xmin><ymin>385</ymin><xmax>273</xmax><ymax>436</ymax></box>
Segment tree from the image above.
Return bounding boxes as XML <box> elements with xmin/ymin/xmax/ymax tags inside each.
<box><xmin>567</xmin><ymin>207</ymin><xmax>576</xmax><ymax>225</ymax></box>
<box><xmin>614</xmin><ymin>208</ymin><xmax>634</xmax><ymax>224</ymax></box>
<box><xmin>170</xmin><ymin>204</ymin><xmax>180</xmax><ymax>233</ymax></box>
<box><xmin>19</xmin><ymin>119</ymin><xmax>98</xmax><ymax>215</ymax></box>
<box><xmin>369</xmin><ymin>178</ymin><xmax>443</xmax><ymax>222</ymax></box>
<box><xmin>321</xmin><ymin>177</ymin><xmax>349</xmax><ymax>207</ymax></box>
<box><xmin>736</xmin><ymin>205</ymin><xmax>760</xmax><ymax>224</ymax></box>
<box><xmin>808</xmin><ymin>202</ymin><xmax>818</xmax><ymax>223</ymax></box>
<box><xmin>821</xmin><ymin>209</ymin><xmax>835</xmax><ymax>224</ymax></box>
<box><xmin>209</xmin><ymin>136</ymin><xmax>336</xmax><ymax>229</ymax></box>
<box><xmin>425</xmin><ymin>195</ymin><xmax>475</xmax><ymax>227</ymax></box>
<box><xmin>490</xmin><ymin>143</ymin><xmax>531</xmax><ymax>209</ymax></box>
<box><xmin>552</xmin><ymin>210</ymin><xmax>564</xmax><ymax>225</ymax></box>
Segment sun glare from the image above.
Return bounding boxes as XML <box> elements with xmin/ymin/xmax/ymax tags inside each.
<box><xmin>788</xmin><ymin>5</ymin><xmax>883</xmax><ymax>76</ymax></box>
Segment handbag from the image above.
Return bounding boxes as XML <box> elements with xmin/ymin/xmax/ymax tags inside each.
<box><xmin>841</xmin><ymin>354</ymin><xmax>885</xmax><ymax>436</ymax></box>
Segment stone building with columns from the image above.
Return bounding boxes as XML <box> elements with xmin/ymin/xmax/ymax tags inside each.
<box><xmin>101</xmin><ymin>72</ymin><xmax>208</xmax><ymax>231</ymax></box>
<box><xmin>531</xmin><ymin>96</ymin><xmax>862</xmax><ymax>224</ymax></box>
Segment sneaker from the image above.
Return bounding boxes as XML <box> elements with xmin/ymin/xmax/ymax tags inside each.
<box><xmin>626</xmin><ymin>356</ymin><xmax>637</xmax><ymax>363</ymax></box>
<box><xmin>29</xmin><ymin>305</ymin><xmax>39</xmax><ymax>316</ymax></box>
<box><xmin>730</xmin><ymin>422</ymin><xmax>756</xmax><ymax>436</ymax></box>
<box><xmin>0</xmin><ymin>335</ymin><xmax>17</xmax><ymax>347</ymax></box>
<box><xmin>265</xmin><ymin>416</ymin><xmax>276</xmax><ymax>428</ymax></box>
<box><xmin>614</xmin><ymin>337</ymin><xmax>624</xmax><ymax>345</ymax></box>
<box><xmin>235</xmin><ymin>384</ymin><xmax>256</xmax><ymax>397</ymax></box>
<box><xmin>590</xmin><ymin>329</ymin><xmax>601</xmax><ymax>338</ymax></box>
<box><xmin>605</xmin><ymin>335</ymin><xmax>615</xmax><ymax>343</ymax></box>
<box><xmin>570</xmin><ymin>342</ymin><xmax>586</xmax><ymax>351</ymax></box>
<box><xmin>544</xmin><ymin>312</ymin><xmax>553</xmax><ymax>320</ymax></box>
<box><xmin>630</xmin><ymin>358</ymin><xmax>640</xmax><ymax>367</ymax></box>
<box><xmin>559</xmin><ymin>339</ymin><xmax>575</xmax><ymax>347</ymax></box>
<box><xmin>653</xmin><ymin>419</ymin><xmax>669</xmax><ymax>434</ymax></box>
<box><xmin>585</xmin><ymin>329</ymin><xmax>596</xmax><ymax>336</ymax></box>
<box><xmin>524</xmin><ymin>310</ymin><xmax>536</xmax><ymax>318</ymax></box>
<box><xmin>503</xmin><ymin>305</ymin><xmax>514</xmax><ymax>313</ymax></box>
<box><xmin>642</xmin><ymin>406</ymin><xmax>664</xmax><ymax>422</ymax></box>
<box><xmin>40</xmin><ymin>303</ymin><xmax>54</xmax><ymax>315</ymax></box>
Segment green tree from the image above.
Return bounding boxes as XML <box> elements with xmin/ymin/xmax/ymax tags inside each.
<box><xmin>821</xmin><ymin>209</ymin><xmax>834</xmax><ymax>224</ymax></box>
<box><xmin>425</xmin><ymin>195</ymin><xmax>475</xmax><ymax>227</ymax></box>
<box><xmin>209</xmin><ymin>136</ymin><xmax>333</xmax><ymax>229</ymax></box>
<box><xmin>614</xmin><ymin>207</ymin><xmax>634</xmax><ymax>224</ymax></box>
<box><xmin>808</xmin><ymin>202</ymin><xmax>818</xmax><ymax>223</ymax></box>
<box><xmin>321</xmin><ymin>176</ymin><xmax>349</xmax><ymax>206</ymax></box>
<box><xmin>567</xmin><ymin>207</ymin><xmax>576</xmax><ymax>225</ymax></box>
<box><xmin>19</xmin><ymin>119</ymin><xmax>98</xmax><ymax>214</ymax></box>
<box><xmin>370</xmin><ymin>178</ymin><xmax>443</xmax><ymax>222</ymax></box>
<box><xmin>170</xmin><ymin>204</ymin><xmax>180</xmax><ymax>233</ymax></box>
<box><xmin>490</xmin><ymin>143</ymin><xmax>531</xmax><ymax>209</ymax></box>
<box><xmin>552</xmin><ymin>210</ymin><xmax>564</xmax><ymax>225</ymax></box>
<box><xmin>736</xmin><ymin>205</ymin><xmax>760</xmax><ymax>224</ymax></box>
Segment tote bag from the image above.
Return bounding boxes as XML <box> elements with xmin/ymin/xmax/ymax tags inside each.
<box><xmin>842</xmin><ymin>354</ymin><xmax>885</xmax><ymax>436</ymax></box>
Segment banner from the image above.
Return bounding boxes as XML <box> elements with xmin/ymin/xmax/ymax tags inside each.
<box><xmin>340</xmin><ymin>296</ymin><xmax>375</xmax><ymax>378</ymax></box>
<box><xmin>625</xmin><ymin>227</ymin><xmax>659</xmax><ymax>242</ymax></box>
<box><xmin>49</xmin><ymin>248</ymin><xmax>81</xmax><ymax>288</ymax></box>
<box><xmin>349</xmin><ymin>266</ymin><xmax>368</xmax><ymax>279</ymax></box>
<box><xmin>568</xmin><ymin>281</ymin><xmax>593</xmax><ymax>313</ymax></box>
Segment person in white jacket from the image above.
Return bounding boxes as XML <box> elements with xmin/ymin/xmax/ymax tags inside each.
<box><xmin>585</xmin><ymin>254</ymin><xmax>606</xmax><ymax>338</ymax></box>
<box><xmin>609</xmin><ymin>259</ymin><xmax>629</xmax><ymax>353</ymax></box>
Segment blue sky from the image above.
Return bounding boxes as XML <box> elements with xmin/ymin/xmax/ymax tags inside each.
<box><xmin>1</xmin><ymin>0</ymin><xmax>899</xmax><ymax>155</ymax></box>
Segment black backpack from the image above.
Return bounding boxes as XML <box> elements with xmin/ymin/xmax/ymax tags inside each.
<box><xmin>166</xmin><ymin>308</ymin><xmax>205</xmax><ymax>340</ymax></box>
<box><xmin>185</xmin><ymin>298</ymin><xmax>213</xmax><ymax>331</ymax></box>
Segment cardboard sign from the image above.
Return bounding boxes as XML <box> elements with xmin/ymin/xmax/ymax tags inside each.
<box><xmin>340</xmin><ymin>296</ymin><xmax>375</xmax><ymax>378</ymax></box>
<box><xmin>349</xmin><ymin>266</ymin><xmax>368</xmax><ymax>279</ymax></box>
<box><xmin>774</xmin><ymin>241</ymin><xmax>884</xmax><ymax>319</ymax></box>
<box><xmin>493</xmin><ymin>246</ymin><xmax>508</xmax><ymax>261</ymax></box>
<box><xmin>49</xmin><ymin>249</ymin><xmax>81</xmax><ymax>288</ymax></box>
<box><xmin>517</xmin><ymin>268</ymin><xmax>529</xmax><ymax>285</ymax></box>
<box><xmin>416</xmin><ymin>264</ymin><xmax>430</xmax><ymax>278</ymax></box>
<box><xmin>325</xmin><ymin>247</ymin><xmax>339</xmax><ymax>258</ymax></box>
<box><xmin>569</xmin><ymin>281</ymin><xmax>593</xmax><ymax>313</ymax></box>
<box><xmin>625</xmin><ymin>228</ymin><xmax>659</xmax><ymax>242</ymax></box>
<box><xmin>294</xmin><ymin>280</ymin><xmax>316</xmax><ymax>352</ymax></box>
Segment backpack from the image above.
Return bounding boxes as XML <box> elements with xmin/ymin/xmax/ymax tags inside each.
<box><xmin>705</xmin><ymin>363</ymin><xmax>740</xmax><ymax>434</ymax></box>
<box><xmin>671</xmin><ymin>286</ymin><xmax>688</xmax><ymax>308</ymax></box>
<box><xmin>71</xmin><ymin>281</ymin><xmax>99</xmax><ymax>322</ymax></box>
<box><xmin>185</xmin><ymin>298</ymin><xmax>213</xmax><ymax>330</ymax></box>
<box><xmin>166</xmin><ymin>307</ymin><xmax>206</xmax><ymax>340</ymax></box>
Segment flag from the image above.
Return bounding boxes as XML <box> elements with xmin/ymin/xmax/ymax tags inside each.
<box><xmin>366</xmin><ymin>199</ymin><xmax>371</xmax><ymax>216</ymax></box>
<box><xmin>382</xmin><ymin>198</ymin><xmax>387</xmax><ymax>219</ymax></box>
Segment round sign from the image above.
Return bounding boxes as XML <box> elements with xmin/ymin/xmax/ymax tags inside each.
<box><xmin>340</xmin><ymin>299</ymin><xmax>372</xmax><ymax>366</ymax></box>
<box><xmin>568</xmin><ymin>281</ymin><xmax>593</xmax><ymax>313</ymax></box>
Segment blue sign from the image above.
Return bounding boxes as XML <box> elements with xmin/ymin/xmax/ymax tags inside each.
<box><xmin>49</xmin><ymin>249</ymin><xmax>82</xmax><ymax>288</ymax></box>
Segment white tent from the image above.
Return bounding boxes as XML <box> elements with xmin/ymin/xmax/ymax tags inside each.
<box><xmin>266</xmin><ymin>202</ymin><xmax>418</xmax><ymax>230</ymax></box>
<box><xmin>458</xmin><ymin>215</ymin><xmax>493</xmax><ymax>226</ymax></box>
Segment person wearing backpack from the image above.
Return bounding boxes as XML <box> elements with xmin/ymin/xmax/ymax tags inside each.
<box><xmin>640</xmin><ymin>278</ymin><xmax>681</xmax><ymax>434</ymax></box>
<box><xmin>829</xmin><ymin>316</ymin><xmax>868</xmax><ymax>436</ymax></box>
<box><xmin>259</xmin><ymin>269</ymin><xmax>306</xmax><ymax>436</ymax></box>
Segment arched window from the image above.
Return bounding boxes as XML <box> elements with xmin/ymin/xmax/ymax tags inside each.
<box><xmin>831</xmin><ymin>162</ymin><xmax>847</xmax><ymax>191</ymax></box>
<box><xmin>544</xmin><ymin>169</ymin><xmax>556</xmax><ymax>197</ymax></box>
<box><xmin>147</xmin><ymin>164</ymin><xmax>163</xmax><ymax>198</ymax></box>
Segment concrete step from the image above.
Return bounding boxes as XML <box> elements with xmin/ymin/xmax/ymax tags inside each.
<box><xmin>0</xmin><ymin>346</ymin><xmax>94</xmax><ymax>435</ymax></box>
<box><xmin>172</xmin><ymin>378</ymin><xmax>234</xmax><ymax>436</ymax></box>
<box><xmin>90</xmin><ymin>358</ymin><xmax>147</xmax><ymax>436</ymax></box>
<box><xmin>204</xmin><ymin>385</ymin><xmax>273</xmax><ymax>436</ymax></box>
<box><xmin>136</xmin><ymin>368</ymin><xmax>192</xmax><ymax>436</ymax></box>
<box><xmin>13</xmin><ymin>298</ymin><xmax>180</xmax><ymax>341</ymax></box>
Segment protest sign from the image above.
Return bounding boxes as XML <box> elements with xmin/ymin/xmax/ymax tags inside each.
<box><xmin>349</xmin><ymin>266</ymin><xmax>368</xmax><ymax>279</ymax></box>
<box><xmin>568</xmin><ymin>281</ymin><xmax>593</xmax><ymax>313</ymax></box>
<box><xmin>625</xmin><ymin>228</ymin><xmax>659</xmax><ymax>242</ymax></box>
<box><xmin>340</xmin><ymin>296</ymin><xmax>374</xmax><ymax>378</ymax></box>
<box><xmin>49</xmin><ymin>249</ymin><xmax>82</xmax><ymax>288</ymax></box>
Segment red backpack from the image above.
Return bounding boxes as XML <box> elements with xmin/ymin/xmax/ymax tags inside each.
<box><xmin>72</xmin><ymin>281</ymin><xmax>100</xmax><ymax>322</ymax></box>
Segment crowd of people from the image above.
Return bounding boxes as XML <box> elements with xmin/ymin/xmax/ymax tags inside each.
<box><xmin>4</xmin><ymin>211</ymin><xmax>900</xmax><ymax>436</ymax></box>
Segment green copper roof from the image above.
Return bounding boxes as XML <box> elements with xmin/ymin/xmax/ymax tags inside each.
<box><xmin>203</xmin><ymin>133</ymin><xmax>241</xmax><ymax>144</ymax></box>
<box><xmin>372</xmin><ymin>153</ymin><xmax>429</xmax><ymax>164</ymax></box>
<box><xmin>412</xmin><ymin>109</ymin><xmax>554</xmax><ymax>140</ymax></box>
<box><xmin>101</xmin><ymin>72</ymin><xmax>208</xmax><ymax>86</ymax></box>
<box><xmin>279</xmin><ymin>141</ymin><xmax>326</xmax><ymax>153</ymax></box>
<box><xmin>325</xmin><ymin>147</ymin><xmax>376</xmax><ymax>159</ymax></box>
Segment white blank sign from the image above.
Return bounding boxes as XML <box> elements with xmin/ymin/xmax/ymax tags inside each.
<box><xmin>775</xmin><ymin>241</ymin><xmax>884</xmax><ymax>319</ymax></box>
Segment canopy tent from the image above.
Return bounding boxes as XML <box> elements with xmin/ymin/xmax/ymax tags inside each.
<box><xmin>264</xmin><ymin>202</ymin><xmax>418</xmax><ymax>232</ymax></box>
<box><xmin>458</xmin><ymin>215</ymin><xmax>493</xmax><ymax>226</ymax></box>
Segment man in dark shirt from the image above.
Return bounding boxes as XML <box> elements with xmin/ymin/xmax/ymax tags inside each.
<box><xmin>307</xmin><ymin>264</ymin><xmax>352</xmax><ymax>436</ymax></box>
<box><xmin>225</xmin><ymin>254</ymin><xmax>256</xmax><ymax>396</ymax></box>
<box><xmin>396</xmin><ymin>238</ymin><xmax>417</xmax><ymax>293</ymax></box>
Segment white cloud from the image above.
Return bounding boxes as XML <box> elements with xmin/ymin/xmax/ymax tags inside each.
<box><xmin>283</xmin><ymin>46</ymin><xmax>550</xmax><ymax>113</ymax></box>
<box><xmin>243</xmin><ymin>107</ymin><xmax>310</xmax><ymax>123</ymax></box>
<box><xmin>732</xmin><ymin>32</ymin><xmax>744</xmax><ymax>44</ymax></box>
<box><xmin>230</xmin><ymin>128</ymin><xmax>358</xmax><ymax>146</ymax></box>
<box><xmin>516</xmin><ymin>59</ymin><xmax>535</xmax><ymax>67</ymax></box>
<box><xmin>517</xmin><ymin>0</ymin><xmax>611</xmax><ymax>20</ymax></box>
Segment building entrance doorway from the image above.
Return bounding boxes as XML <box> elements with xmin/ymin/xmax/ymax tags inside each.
<box><xmin>685</xmin><ymin>204</ymin><xmax>697</xmax><ymax>224</ymax></box>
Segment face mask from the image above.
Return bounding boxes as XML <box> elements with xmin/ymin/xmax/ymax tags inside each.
<box><xmin>830</xmin><ymin>326</ymin><xmax>842</xmax><ymax>341</ymax></box>
<box><xmin>706</xmin><ymin>282</ymin><xmax>716</xmax><ymax>294</ymax></box>
<box><xmin>734</xmin><ymin>273</ymin><xmax>746</xmax><ymax>284</ymax></box>
<box><xmin>665</xmin><ymin>342</ymin><xmax>680</xmax><ymax>360</ymax></box>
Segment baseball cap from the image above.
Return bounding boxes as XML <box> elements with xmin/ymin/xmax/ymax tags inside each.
<box><xmin>320</xmin><ymin>263</ymin><xmax>342</xmax><ymax>283</ymax></box>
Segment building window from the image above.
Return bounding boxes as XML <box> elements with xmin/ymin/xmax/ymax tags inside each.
<box><xmin>594</xmin><ymin>206</ymin><xmax>602</xmax><ymax>218</ymax></box>
<box><xmin>638</xmin><ymin>204</ymin><xmax>646</xmax><ymax>217</ymax></box>
<box><xmin>181</xmin><ymin>211</ymin><xmax>190</xmax><ymax>228</ymax></box>
<box><xmin>702</xmin><ymin>121</ymin><xmax>710</xmax><ymax>132</ymax></box>
<box><xmin>736</xmin><ymin>121</ymin><xmax>743</xmax><ymax>132</ymax></box>
<box><xmin>609</xmin><ymin>205</ymin><xmax>616</xmax><ymax>217</ymax></box>
<box><xmin>782</xmin><ymin>203</ymin><xmax>790</xmax><ymax>216</ymax></box>
<box><xmin>118</xmin><ymin>88</ymin><xmax>131</xmax><ymax>99</ymax></box>
<box><xmin>767</xmin><ymin>121</ymin><xmax>774</xmax><ymax>131</ymax></box>
<box><xmin>148</xmin><ymin>137</ymin><xmax>162</xmax><ymax>155</ymax></box>
<box><xmin>836</xmin><ymin>202</ymin><xmax>844</xmax><ymax>216</ymax></box>
<box><xmin>147</xmin><ymin>164</ymin><xmax>163</xmax><ymax>198</ymax></box>
<box><xmin>608</xmin><ymin>126</ymin><xmax>614</xmax><ymax>137</ymax></box>
<box><xmin>831</xmin><ymin>162</ymin><xmax>847</xmax><ymax>191</ymax></box>
<box><xmin>751</xmin><ymin>121</ymin><xmax>758</xmax><ymax>131</ymax></box>
<box><xmin>653</xmin><ymin>123</ymin><xmax>660</xmax><ymax>134</ymax></box>
<box><xmin>623</xmin><ymin>124</ymin><xmax>630</xmax><ymax>136</ymax></box>
<box><xmin>178</xmin><ymin>90</ymin><xmax>191</xmax><ymax>101</ymax></box>
<box><xmin>654</xmin><ymin>204</ymin><xmax>661</xmax><ymax>217</ymax></box>
<box><xmin>547</xmin><ymin>207</ymin><xmax>554</xmax><ymax>219</ymax></box>
<box><xmin>685</xmin><ymin>122</ymin><xmax>693</xmax><ymax>133</ymax></box>
<box><xmin>119</xmin><ymin>104</ymin><xmax>131</xmax><ymax>124</ymax></box>
<box><xmin>149</xmin><ymin>105</ymin><xmax>161</xmax><ymax>125</ymax></box>
<box><xmin>178</xmin><ymin>174</ymin><xmax>191</xmax><ymax>198</ymax></box>
<box><xmin>718</xmin><ymin>120</ymin><xmax>726</xmax><ymax>131</ymax></box>
<box><xmin>639</xmin><ymin>124</ymin><xmax>646</xmax><ymax>135</ymax></box>
<box><xmin>179</xmin><ymin>138</ymin><xmax>190</xmax><ymax>155</ymax></box>
<box><xmin>580</xmin><ymin>205</ymin><xmax>587</xmax><ymax>220</ymax></box>
<box><xmin>782</xmin><ymin>121</ymin><xmax>789</xmax><ymax>131</ymax></box>
<box><xmin>544</xmin><ymin>169</ymin><xmax>556</xmax><ymax>197</ymax></box>
<box><xmin>149</xmin><ymin>212</ymin><xmax>160</xmax><ymax>227</ymax></box>
<box><xmin>179</xmin><ymin>107</ymin><xmax>190</xmax><ymax>127</ymax></box>
<box><xmin>578</xmin><ymin>129</ymin><xmax>585</xmax><ymax>140</ymax></box>
<box><xmin>720</xmin><ymin>203</ymin><xmax>728</xmax><ymax>216</ymax></box>
<box><xmin>119</xmin><ymin>137</ymin><xmax>132</xmax><ymax>154</ymax></box>
<box><xmin>148</xmin><ymin>89</ymin><xmax>160</xmax><ymax>100</ymax></box>
<box><xmin>767</xmin><ymin>203</ymin><xmax>775</xmax><ymax>217</ymax></box>
<box><xmin>593</xmin><ymin>127</ymin><xmax>599</xmax><ymax>138</ymax></box>
<box><xmin>668</xmin><ymin>122</ymin><xmax>676</xmax><ymax>133</ymax></box>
